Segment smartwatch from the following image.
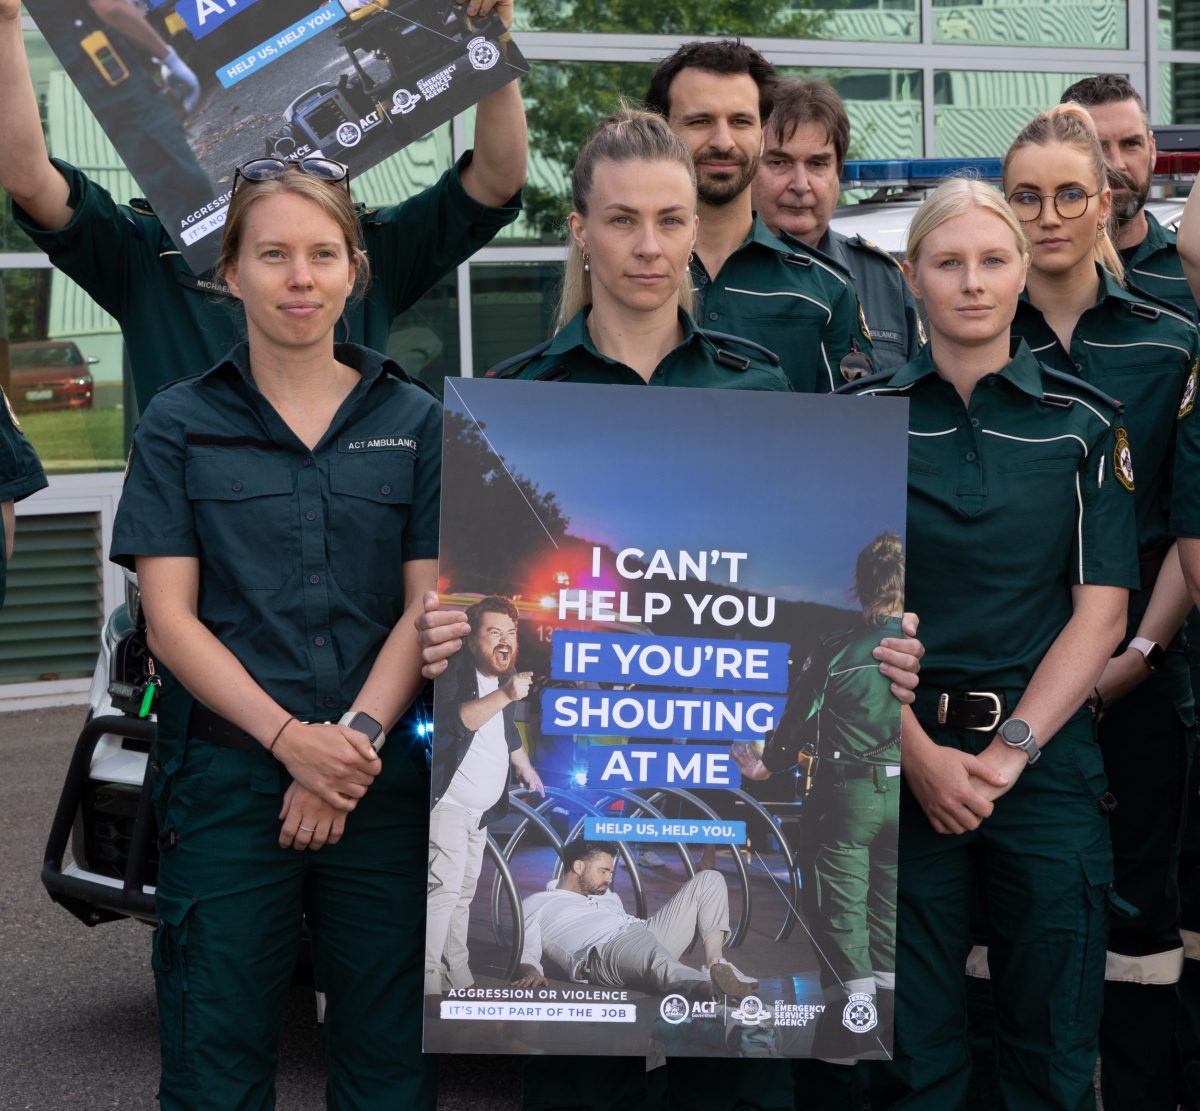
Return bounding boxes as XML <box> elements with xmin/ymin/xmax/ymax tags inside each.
<box><xmin>998</xmin><ymin>717</ymin><xmax>1040</xmax><ymax>765</ymax></box>
<box><xmin>339</xmin><ymin>711</ymin><xmax>386</xmax><ymax>752</ymax></box>
<box><xmin>1128</xmin><ymin>636</ymin><xmax>1165</xmax><ymax>672</ymax></box>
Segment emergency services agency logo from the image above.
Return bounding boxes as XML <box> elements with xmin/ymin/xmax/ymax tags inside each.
<box><xmin>1113</xmin><ymin>426</ymin><xmax>1136</xmax><ymax>492</ymax></box>
<box><xmin>730</xmin><ymin>995</ymin><xmax>771</xmax><ymax>1026</ymax></box>
<box><xmin>391</xmin><ymin>89</ymin><xmax>421</xmax><ymax>115</ymax></box>
<box><xmin>1180</xmin><ymin>361</ymin><xmax>1198</xmax><ymax>419</ymax></box>
<box><xmin>660</xmin><ymin>994</ymin><xmax>690</xmax><ymax>1025</ymax></box>
<box><xmin>842</xmin><ymin>993</ymin><xmax>878</xmax><ymax>1034</ymax></box>
<box><xmin>467</xmin><ymin>36</ymin><xmax>501</xmax><ymax>71</ymax></box>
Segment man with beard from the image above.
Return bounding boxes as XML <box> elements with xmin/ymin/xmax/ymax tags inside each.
<box><xmin>1062</xmin><ymin>74</ymin><xmax>1196</xmax><ymax>320</ymax></box>
<box><xmin>426</xmin><ymin>595</ymin><xmax>543</xmax><ymax>997</ymax></box>
<box><xmin>752</xmin><ymin>77</ymin><xmax>922</xmax><ymax>372</ymax></box>
<box><xmin>642</xmin><ymin>39</ymin><xmax>875</xmax><ymax>392</ymax></box>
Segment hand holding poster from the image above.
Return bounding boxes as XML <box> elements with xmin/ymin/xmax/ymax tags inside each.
<box><xmin>26</xmin><ymin>0</ymin><xmax>527</xmax><ymax>270</ymax></box>
<box><xmin>424</xmin><ymin>379</ymin><xmax>910</xmax><ymax>1062</ymax></box>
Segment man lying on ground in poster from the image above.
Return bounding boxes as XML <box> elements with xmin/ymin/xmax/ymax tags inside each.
<box><xmin>512</xmin><ymin>840</ymin><xmax>758</xmax><ymax>1002</ymax></box>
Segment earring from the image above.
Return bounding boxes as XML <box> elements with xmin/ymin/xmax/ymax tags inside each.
<box><xmin>583</xmin><ymin>253</ymin><xmax>590</xmax><ymax>272</ymax></box>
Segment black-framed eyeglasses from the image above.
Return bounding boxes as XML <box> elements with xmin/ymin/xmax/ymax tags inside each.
<box><xmin>1006</xmin><ymin>186</ymin><xmax>1098</xmax><ymax>222</ymax></box>
<box><xmin>230</xmin><ymin>157</ymin><xmax>351</xmax><ymax>199</ymax></box>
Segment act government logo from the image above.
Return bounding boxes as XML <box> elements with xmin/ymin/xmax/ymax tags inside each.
<box><xmin>730</xmin><ymin>995</ymin><xmax>771</xmax><ymax>1026</ymax></box>
<box><xmin>842</xmin><ymin>993</ymin><xmax>878</xmax><ymax>1034</ymax></box>
<box><xmin>659</xmin><ymin>994</ymin><xmax>689</xmax><ymax>1025</ymax></box>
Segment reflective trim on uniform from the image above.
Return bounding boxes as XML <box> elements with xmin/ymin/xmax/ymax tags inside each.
<box><xmin>1030</xmin><ymin>341</ymin><xmax>1056</xmax><ymax>353</ymax></box>
<box><xmin>1123</xmin><ymin>295</ymin><xmax>1197</xmax><ymax>328</ymax></box>
<box><xmin>1182</xmin><ymin>929</ymin><xmax>1200</xmax><ymax>961</ymax></box>
<box><xmin>828</xmin><ymin>664</ymin><xmax>878</xmax><ymax>678</ymax></box>
<box><xmin>965</xmin><ymin>944</ymin><xmax>991</xmax><ymax>979</ymax></box>
<box><xmin>1082</xmin><ymin>339</ymin><xmax>1193</xmax><ymax>359</ymax></box>
<box><xmin>805</xmin><ymin>251</ymin><xmax>853</xmax><ymax>287</ymax></box>
<box><xmin>908</xmin><ymin>428</ymin><xmax>955</xmax><ymax>437</ymax></box>
<box><xmin>1075</xmin><ymin>472</ymin><xmax>1085</xmax><ymax>584</ymax></box>
<box><xmin>1130</xmin><ymin>267</ymin><xmax>1189</xmax><ymax>283</ymax></box>
<box><xmin>820</xmin><ymin>342</ymin><xmax>834</xmax><ymax>391</ymax></box>
<box><xmin>724</xmin><ymin>286</ymin><xmax>833</xmax><ymax>323</ymax></box>
<box><xmin>1042</xmin><ymin>393</ymin><xmax>1113</xmax><ymax>428</ymax></box>
<box><xmin>1104</xmin><ymin>946</ymin><xmax>1185</xmax><ymax>984</ymax></box>
<box><xmin>982</xmin><ymin>429</ymin><xmax>1090</xmax><ymax>457</ymax></box>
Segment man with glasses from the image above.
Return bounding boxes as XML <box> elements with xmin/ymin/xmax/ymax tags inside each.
<box><xmin>0</xmin><ymin>0</ymin><xmax>526</xmax><ymax>410</ymax></box>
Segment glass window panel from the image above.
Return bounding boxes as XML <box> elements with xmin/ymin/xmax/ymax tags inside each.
<box><xmin>469</xmin><ymin>262</ymin><xmax>562</xmax><ymax>375</ymax></box>
<box><xmin>1161</xmin><ymin>0</ymin><xmax>1200</xmax><ymax>50</ymax></box>
<box><xmin>2</xmin><ymin>270</ymin><xmax>125</xmax><ymax>474</ymax></box>
<box><xmin>933</xmin><ymin>71</ymin><xmax>1094</xmax><ymax>157</ymax></box>
<box><xmin>1161</xmin><ymin>63</ymin><xmax>1200</xmax><ymax>123</ymax></box>
<box><xmin>933</xmin><ymin>0</ymin><xmax>1126</xmax><ymax>49</ymax></box>
<box><xmin>385</xmin><ymin>272</ymin><xmax>460</xmax><ymax>399</ymax></box>
<box><xmin>512</xmin><ymin>2</ymin><xmax>917</xmax><ymax>42</ymax></box>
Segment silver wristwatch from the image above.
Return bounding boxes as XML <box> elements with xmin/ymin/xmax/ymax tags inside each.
<box><xmin>998</xmin><ymin>717</ymin><xmax>1039</xmax><ymax>765</ymax></box>
<box><xmin>339</xmin><ymin>711</ymin><xmax>385</xmax><ymax>752</ymax></box>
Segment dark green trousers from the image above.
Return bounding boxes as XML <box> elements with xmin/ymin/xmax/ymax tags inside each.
<box><xmin>152</xmin><ymin>731</ymin><xmax>434</xmax><ymax>1110</ymax></box>
<box><xmin>874</xmin><ymin>710</ymin><xmax>1111</xmax><ymax>1111</ymax></box>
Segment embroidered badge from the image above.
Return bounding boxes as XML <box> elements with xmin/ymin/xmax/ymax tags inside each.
<box><xmin>917</xmin><ymin>314</ymin><xmax>928</xmax><ymax>346</ymax></box>
<box><xmin>1114</xmin><ymin>427</ymin><xmax>1135</xmax><ymax>492</ymax></box>
<box><xmin>2</xmin><ymin>388</ymin><xmax>20</xmax><ymax>430</ymax></box>
<box><xmin>1179</xmin><ymin>360</ymin><xmax>1197</xmax><ymax>419</ymax></box>
<box><xmin>858</xmin><ymin>304</ymin><xmax>872</xmax><ymax>344</ymax></box>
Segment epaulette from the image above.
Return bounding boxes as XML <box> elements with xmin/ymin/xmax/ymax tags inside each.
<box><xmin>1040</xmin><ymin>367</ymin><xmax>1124</xmax><ymax>414</ymax></box>
<box><xmin>775</xmin><ymin>229</ymin><xmax>855</xmax><ymax>282</ymax></box>
<box><xmin>850</xmin><ymin>234</ymin><xmax>905</xmax><ymax>271</ymax></box>
<box><xmin>699</xmin><ymin>330</ymin><xmax>781</xmax><ymax>368</ymax></box>
<box><xmin>1120</xmin><ymin>284</ymin><xmax>1197</xmax><ymax>328</ymax></box>
<box><xmin>834</xmin><ymin>368</ymin><xmax>896</xmax><ymax>395</ymax></box>
<box><xmin>381</xmin><ymin>361</ymin><xmax>438</xmax><ymax>400</ymax></box>
<box><xmin>485</xmin><ymin>338</ymin><xmax>557</xmax><ymax>379</ymax></box>
<box><xmin>153</xmin><ymin>372</ymin><xmax>203</xmax><ymax>395</ymax></box>
<box><xmin>128</xmin><ymin>197</ymin><xmax>155</xmax><ymax>217</ymax></box>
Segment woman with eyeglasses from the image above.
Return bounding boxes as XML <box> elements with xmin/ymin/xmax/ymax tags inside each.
<box><xmin>840</xmin><ymin>174</ymin><xmax>1138</xmax><ymax>1110</ymax></box>
<box><xmin>109</xmin><ymin>160</ymin><xmax>441</xmax><ymax>1109</ymax></box>
<box><xmin>1002</xmin><ymin>104</ymin><xmax>1200</xmax><ymax>1110</ymax></box>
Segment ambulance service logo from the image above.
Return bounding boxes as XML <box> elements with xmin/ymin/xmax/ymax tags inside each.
<box><xmin>1114</xmin><ymin>427</ymin><xmax>1136</xmax><ymax>492</ymax></box>
<box><xmin>842</xmin><ymin>993</ymin><xmax>878</xmax><ymax>1034</ymax></box>
<box><xmin>660</xmin><ymin>994</ymin><xmax>690</xmax><ymax>1025</ymax></box>
<box><xmin>1179</xmin><ymin>361</ymin><xmax>1197</xmax><ymax>419</ymax></box>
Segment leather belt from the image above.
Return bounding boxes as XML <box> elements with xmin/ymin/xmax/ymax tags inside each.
<box><xmin>189</xmin><ymin>703</ymin><xmax>256</xmax><ymax>751</ymax></box>
<box><xmin>935</xmin><ymin>690</ymin><xmax>1006</xmax><ymax>732</ymax></box>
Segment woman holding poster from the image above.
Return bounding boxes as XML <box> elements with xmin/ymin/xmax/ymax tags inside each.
<box><xmin>841</xmin><ymin>178</ymin><xmax>1138</xmax><ymax>1109</ymax></box>
<box><xmin>109</xmin><ymin>162</ymin><xmax>440</xmax><ymax>1109</ymax></box>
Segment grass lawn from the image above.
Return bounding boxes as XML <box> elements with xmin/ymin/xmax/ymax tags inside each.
<box><xmin>20</xmin><ymin>407</ymin><xmax>126</xmax><ymax>472</ymax></box>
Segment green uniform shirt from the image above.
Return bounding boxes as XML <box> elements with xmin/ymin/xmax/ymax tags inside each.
<box><xmin>490</xmin><ymin>306</ymin><xmax>792</xmax><ymax>391</ymax></box>
<box><xmin>1124</xmin><ymin>211</ymin><xmax>1197</xmax><ymax>322</ymax></box>
<box><xmin>1012</xmin><ymin>269</ymin><xmax>1200</xmax><ymax>566</ymax></box>
<box><xmin>841</xmin><ymin>341</ymin><xmax>1138</xmax><ymax>693</ymax></box>
<box><xmin>689</xmin><ymin>215</ymin><xmax>872</xmax><ymax>393</ymax></box>
<box><xmin>109</xmin><ymin>343</ymin><xmax>440</xmax><ymax>715</ymax></box>
<box><xmin>818</xmin><ymin>229</ymin><xmax>923</xmax><ymax>373</ymax></box>
<box><xmin>763</xmin><ymin>614</ymin><xmax>902</xmax><ymax>772</ymax></box>
<box><xmin>14</xmin><ymin>156</ymin><xmax>521</xmax><ymax>410</ymax></box>
<box><xmin>0</xmin><ymin>389</ymin><xmax>49</xmax><ymax>610</ymax></box>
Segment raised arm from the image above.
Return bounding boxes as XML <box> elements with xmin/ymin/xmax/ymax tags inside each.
<box><xmin>456</xmin><ymin>0</ymin><xmax>527</xmax><ymax>206</ymax></box>
<box><xmin>0</xmin><ymin>0</ymin><xmax>71</xmax><ymax>228</ymax></box>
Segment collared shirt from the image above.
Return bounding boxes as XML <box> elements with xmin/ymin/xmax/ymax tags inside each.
<box><xmin>841</xmin><ymin>341</ymin><xmax>1138</xmax><ymax>693</ymax></box>
<box><xmin>0</xmin><ymin>389</ymin><xmax>49</xmax><ymax>610</ymax></box>
<box><xmin>110</xmin><ymin>343</ymin><xmax>440</xmax><ymax>716</ymax></box>
<box><xmin>1012</xmin><ymin>268</ymin><xmax>1200</xmax><ymax>564</ymax></box>
<box><xmin>818</xmin><ymin>229</ymin><xmax>923</xmax><ymax>373</ymax></box>
<box><xmin>520</xmin><ymin>883</ymin><xmax>640</xmax><ymax>977</ymax></box>
<box><xmin>689</xmin><ymin>215</ymin><xmax>873</xmax><ymax>393</ymax></box>
<box><xmin>14</xmin><ymin>156</ymin><xmax>521</xmax><ymax>410</ymax></box>
<box><xmin>1124</xmin><ymin>211</ymin><xmax>1198</xmax><ymax>322</ymax></box>
<box><xmin>763</xmin><ymin>615</ymin><xmax>902</xmax><ymax>772</ymax></box>
<box><xmin>493</xmin><ymin>306</ymin><xmax>791</xmax><ymax>391</ymax></box>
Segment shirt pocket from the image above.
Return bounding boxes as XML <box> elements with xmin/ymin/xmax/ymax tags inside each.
<box><xmin>328</xmin><ymin>452</ymin><xmax>414</xmax><ymax>595</ymax></box>
<box><xmin>996</xmin><ymin>447</ymin><xmax>1081</xmax><ymax>542</ymax></box>
<box><xmin>184</xmin><ymin>454</ymin><xmax>296</xmax><ymax>589</ymax></box>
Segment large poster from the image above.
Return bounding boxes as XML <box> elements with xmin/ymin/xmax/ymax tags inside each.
<box><xmin>424</xmin><ymin>379</ymin><xmax>910</xmax><ymax>1061</ymax></box>
<box><xmin>27</xmin><ymin>0</ymin><xmax>526</xmax><ymax>271</ymax></box>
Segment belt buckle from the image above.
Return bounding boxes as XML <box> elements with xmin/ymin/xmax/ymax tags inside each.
<box><xmin>937</xmin><ymin>692</ymin><xmax>949</xmax><ymax>726</ymax></box>
<box><xmin>967</xmin><ymin>691</ymin><xmax>1002</xmax><ymax>732</ymax></box>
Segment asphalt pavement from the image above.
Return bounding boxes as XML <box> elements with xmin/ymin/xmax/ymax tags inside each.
<box><xmin>0</xmin><ymin>704</ymin><xmax>521</xmax><ymax>1110</ymax></box>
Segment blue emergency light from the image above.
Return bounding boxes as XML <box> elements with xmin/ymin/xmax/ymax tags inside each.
<box><xmin>841</xmin><ymin>157</ymin><xmax>1003</xmax><ymax>188</ymax></box>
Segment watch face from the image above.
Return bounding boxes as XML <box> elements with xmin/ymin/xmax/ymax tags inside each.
<box><xmin>1146</xmin><ymin>644</ymin><xmax>1165</xmax><ymax>669</ymax></box>
<box><xmin>1000</xmin><ymin>718</ymin><xmax>1031</xmax><ymax>746</ymax></box>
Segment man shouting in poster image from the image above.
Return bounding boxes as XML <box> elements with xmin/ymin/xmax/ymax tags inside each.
<box><xmin>426</xmin><ymin>595</ymin><xmax>544</xmax><ymax>996</ymax></box>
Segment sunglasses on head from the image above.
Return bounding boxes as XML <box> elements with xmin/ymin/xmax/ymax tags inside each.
<box><xmin>230</xmin><ymin>157</ymin><xmax>352</xmax><ymax>199</ymax></box>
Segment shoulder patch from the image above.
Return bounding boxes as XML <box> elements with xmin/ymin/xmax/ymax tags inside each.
<box><xmin>486</xmin><ymin>338</ymin><xmax>556</xmax><ymax>379</ymax></box>
<box><xmin>2</xmin><ymin>387</ymin><xmax>20</xmax><ymax>431</ymax></box>
<box><xmin>1113</xmin><ymin>426</ymin><xmax>1135</xmax><ymax>491</ymax></box>
<box><xmin>1040</xmin><ymin>367</ymin><xmax>1124</xmax><ymax>414</ymax></box>
<box><xmin>1180</xmin><ymin>359</ymin><xmax>1198</xmax><ymax>419</ymax></box>
<box><xmin>700</xmin><ymin>330</ymin><xmax>781</xmax><ymax>367</ymax></box>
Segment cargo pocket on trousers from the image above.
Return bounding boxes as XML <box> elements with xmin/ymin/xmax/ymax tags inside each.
<box><xmin>152</xmin><ymin>894</ymin><xmax>198</xmax><ymax>1088</ymax></box>
<box><xmin>1076</xmin><ymin>851</ymin><xmax>1114</xmax><ymax>1024</ymax></box>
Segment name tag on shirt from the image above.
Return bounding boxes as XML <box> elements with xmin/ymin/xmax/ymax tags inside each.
<box><xmin>339</xmin><ymin>436</ymin><xmax>419</xmax><ymax>453</ymax></box>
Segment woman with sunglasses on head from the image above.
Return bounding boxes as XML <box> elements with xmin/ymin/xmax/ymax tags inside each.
<box><xmin>1002</xmin><ymin>104</ymin><xmax>1200</xmax><ymax>1110</ymax></box>
<box><xmin>840</xmin><ymin>175</ymin><xmax>1138</xmax><ymax>1110</ymax></box>
<box><xmin>109</xmin><ymin>160</ymin><xmax>441</xmax><ymax>1110</ymax></box>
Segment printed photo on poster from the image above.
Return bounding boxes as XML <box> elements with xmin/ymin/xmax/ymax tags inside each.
<box><xmin>26</xmin><ymin>0</ymin><xmax>527</xmax><ymax>270</ymax></box>
<box><xmin>423</xmin><ymin>379</ymin><xmax>910</xmax><ymax>1062</ymax></box>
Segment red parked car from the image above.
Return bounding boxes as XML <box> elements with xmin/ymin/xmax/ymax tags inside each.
<box><xmin>7</xmin><ymin>340</ymin><xmax>95</xmax><ymax>413</ymax></box>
